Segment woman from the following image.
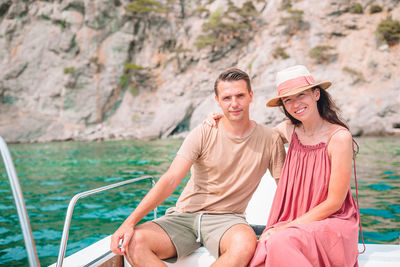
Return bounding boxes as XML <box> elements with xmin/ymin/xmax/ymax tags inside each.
<box><xmin>208</xmin><ymin>65</ymin><xmax>361</xmax><ymax>266</ymax></box>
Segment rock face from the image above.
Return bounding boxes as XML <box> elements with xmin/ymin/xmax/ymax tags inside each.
<box><xmin>0</xmin><ymin>0</ymin><xmax>399</xmax><ymax>143</ymax></box>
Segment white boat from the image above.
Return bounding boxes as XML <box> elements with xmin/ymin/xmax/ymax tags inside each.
<box><xmin>1</xmin><ymin>136</ymin><xmax>399</xmax><ymax>267</ymax></box>
<box><xmin>51</xmin><ymin>174</ymin><xmax>400</xmax><ymax>267</ymax></box>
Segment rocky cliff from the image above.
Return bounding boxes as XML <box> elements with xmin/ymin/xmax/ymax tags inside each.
<box><xmin>0</xmin><ymin>0</ymin><xmax>399</xmax><ymax>143</ymax></box>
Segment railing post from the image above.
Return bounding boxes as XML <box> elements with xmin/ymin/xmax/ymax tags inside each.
<box><xmin>0</xmin><ymin>136</ymin><xmax>40</xmax><ymax>267</ymax></box>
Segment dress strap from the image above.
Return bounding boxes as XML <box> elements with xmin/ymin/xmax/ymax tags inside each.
<box><xmin>354</xmin><ymin>149</ymin><xmax>366</xmax><ymax>254</ymax></box>
<box><xmin>326</xmin><ymin>127</ymin><xmax>348</xmax><ymax>146</ymax></box>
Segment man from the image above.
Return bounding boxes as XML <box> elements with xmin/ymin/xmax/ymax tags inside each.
<box><xmin>110</xmin><ymin>68</ymin><xmax>285</xmax><ymax>267</ymax></box>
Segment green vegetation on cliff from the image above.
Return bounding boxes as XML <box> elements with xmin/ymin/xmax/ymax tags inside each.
<box><xmin>195</xmin><ymin>1</ymin><xmax>261</xmax><ymax>52</ymax></box>
<box><xmin>126</xmin><ymin>0</ymin><xmax>166</xmax><ymax>14</ymax></box>
<box><xmin>309</xmin><ymin>45</ymin><xmax>335</xmax><ymax>64</ymax></box>
<box><xmin>376</xmin><ymin>16</ymin><xmax>400</xmax><ymax>46</ymax></box>
<box><xmin>280</xmin><ymin>8</ymin><xmax>306</xmax><ymax>35</ymax></box>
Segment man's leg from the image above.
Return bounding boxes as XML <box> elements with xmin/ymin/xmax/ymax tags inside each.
<box><xmin>125</xmin><ymin>222</ymin><xmax>177</xmax><ymax>267</ymax></box>
<box><xmin>212</xmin><ymin>224</ymin><xmax>257</xmax><ymax>267</ymax></box>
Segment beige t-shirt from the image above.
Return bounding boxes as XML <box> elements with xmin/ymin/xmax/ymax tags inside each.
<box><xmin>175</xmin><ymin>122</ymin><xmax>285</xmax><ymax>214</ymax></box>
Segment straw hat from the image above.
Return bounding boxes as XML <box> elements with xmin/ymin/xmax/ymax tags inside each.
<box><xmin>266</xmin><ymin>65</ymin><xmax>331</xmax><ymax>107</ymax></box>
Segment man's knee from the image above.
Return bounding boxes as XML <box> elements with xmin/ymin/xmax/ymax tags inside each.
<box><xmin>126</xmin><ymin>223</ymin><xmax>164</xmax><ymax>263</ymax></box>
<box><xmin>130</xmin><ymin>228</ymin><xmax>148</xmax><ymax>249</ymax></box>
<box><xmin>220</xmin><ymin>224</ymin><xmax>257</xmax><ymax>260</ymax></box>
<box><xmin>127</xmin><ymin>222</ymin><xmax>177</xmax><ymax>265</ymax></box>
<box><xmin>127</xmin><ymin>228</ymin><xmax>149</xmax><ymax>264</ymax></box>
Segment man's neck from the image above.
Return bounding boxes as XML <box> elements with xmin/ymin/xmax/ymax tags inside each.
<box><xmin>221</xmin><ymin>117</ymin><xmax>255</xmax><ymax>139</ymax></box>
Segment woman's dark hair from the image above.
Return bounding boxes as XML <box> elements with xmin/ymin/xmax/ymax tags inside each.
<box><xmin>279</xmin><ymin>87</ymin><xmax>359</xmax><ymax>155</ymax></box>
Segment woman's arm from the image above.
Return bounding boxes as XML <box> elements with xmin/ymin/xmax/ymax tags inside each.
<box><xmin>260</xmin><ymin>130</ymin><xmax>353</xmax><ymax>240</ymax></box>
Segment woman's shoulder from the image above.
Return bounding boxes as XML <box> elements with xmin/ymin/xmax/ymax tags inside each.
<box><xmin>327</xmin><ymin>126</ymin><xmax>353</xmax><ymax>150</ymax></box>
<box><xmin>328</xmin><ymin>126</ymin><xmax>352</xmax><ymax>142</ymax></box>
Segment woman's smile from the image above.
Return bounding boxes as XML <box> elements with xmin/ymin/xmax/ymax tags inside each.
<box><xmin>294</xmin><ymin>107</ymin><xmax>306</xmax><ymax>114</ymax></box>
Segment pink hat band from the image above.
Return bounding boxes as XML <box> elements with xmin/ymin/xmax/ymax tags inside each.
<box><xmin>277</xmin><ymin>75</ymin><xmax>315</xmax><ymax>96</ymax></box>
<box><xmin>266</xmin><ymin>65</ymin><xmax>332</xmax><ymax>107</ymax></box>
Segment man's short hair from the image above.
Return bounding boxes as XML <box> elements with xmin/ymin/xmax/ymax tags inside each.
<box><xmin>214</xmin><ymin>68</ymin><xmax>252</xmax><ymax>96</ymax></box>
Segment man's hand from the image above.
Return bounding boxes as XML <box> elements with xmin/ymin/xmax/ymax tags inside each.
<box><xmin>110</xmin><ymin>223</ymin><xmax>134</xmax><ymax>255</ymax></box>
<box><xmin>109</xmin><ymin>156</ymin><xmax>192</xmax><ymax>256</ymax></box>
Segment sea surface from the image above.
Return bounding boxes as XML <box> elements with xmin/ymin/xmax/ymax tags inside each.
<box><xmin>0</xmin><ymin>137</ymin><xmax>399</xmax><ymax>266</ymax></box>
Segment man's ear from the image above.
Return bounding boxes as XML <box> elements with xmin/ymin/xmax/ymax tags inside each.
<box><xmin>249</xmin><ymin>90</ymin><xmax>253</xmax><ymax>102</ymax></box>
<box><xmin>215</xmin><ymin>95</ymin><xmax>221</xmax><ymax>107</ymax></box>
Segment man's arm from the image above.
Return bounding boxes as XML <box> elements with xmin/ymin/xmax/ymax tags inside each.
<box><xmin>269</xmin><ymin>132</ymin><xmax>286</xmax><ymax>186</ymax></box>
<box><xmin>110</xmin><ymin>155</ymin><xmax>192</xmax><ymax>255</ymax></box>
<box><xmin>273</xmin><ymin>120</ymin><xmax>292</xmax><ymax>144</ymax></box>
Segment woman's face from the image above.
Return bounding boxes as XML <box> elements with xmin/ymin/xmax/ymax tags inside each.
<box><xmin>281</xmin><ymin>88</ymin><xmax>320</xmax><ymax>122</ymax></box>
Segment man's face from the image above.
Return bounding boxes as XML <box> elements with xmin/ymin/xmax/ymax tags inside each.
<box><xmin>215</xmin><ymin>80</ymin><xmax>253</xmax><ymax>122</ymax></box>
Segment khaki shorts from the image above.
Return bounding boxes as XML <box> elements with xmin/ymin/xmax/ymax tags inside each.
<box><xmin>153</xmin><ymin>208</ymin><xmax>249</xmax><ymax>262</ymax></box>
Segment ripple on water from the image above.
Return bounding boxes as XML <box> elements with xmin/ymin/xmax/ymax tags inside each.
<box><xmin>43</xmin><ymin>195</ymin><xmax>71</xmax><ymax>201</ymax></box>
<box><xmin>33</xmin><ymin>229</ymin><xmax>61</xmax><ymax>241</ymax></box>
<box><xmin>0</xmin><ymin>216</ymin><xmax>14</xmax><ymax>223</ymax></box>
<box><xmin>0</xmin><ymin>234</ymin><xmax>23</xmax><ymax>246</ymax></box>
<box><xmin>0</xmin><ymin>227</ymin><xmax>10</xmax><ymax>235</ymax></box>
<box><xmin>368</xmin><ymin>183</ymin><xmax>395</xmax><ymax>191</ymax></box>
<box><xmin>388</xmin><ymin>205</ymin><xmax>400</xmax><ymax>215</ymax></box>
<box><xmin>128</xmin><ymin>159</ymin><xmax>149</xmax><ymax>165</ymax></box>
<box><xmin>81</xmin><ymin>203</ymin><xmax>103</xmax><ymax>209</ymax></box>
<box><xmin>0</xmin><ymin>246</ymin><xmax>27</xmax><ymax>262</ymax></box>
<box><xmin>77</xmin><ymin>207</ymin><xmax>133</xmax><ymax>220</ymax></box>
<box><xmin>360</xmin><ymin>208</ymin><xmax>399</xmax><ymax>219</ymax></box>
<box><xmin>386</xmin><ymin>176</ymin><xmax>400</xmax><ymax>180</ymax></box>
<box><xmin>104</xmin><ymin>176</ymin><xmax>124</xmax><ymax>182</ymax></box>
<box><xmin>118</xmin><ymin>191</ymin><xmax>136</xmax><ymax>197</ymax></box>
<box><xmin>118</xmin><ymin>170</ymin><xmax>145</xmax><ymax>176</ymax></box>
<box><xmin>39</xmin><ymin>203</ymin><xmax>69</xmax><ymax>212</ymax></box>
<box><xmin>40</xmin><ymin>181</ymin><xmax>62</xmax><ymax>186</ymax></box>
<box><xmin>362</xmin><ymin>230</ymin><xmax>400</xmax><ymax>243</ymax></box>
<box><xmin>36</xmin><ymin>243</ymin><xmax>59</xmax><ymax>258</ymax></box>
<box><xmin>0</xmin><ymin>204</ymin><xmax>13</xmax><ymax>210</ymax></box>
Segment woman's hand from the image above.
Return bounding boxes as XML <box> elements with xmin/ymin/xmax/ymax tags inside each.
<box><xmin>203</xmin><ymin>113</ymin><xmax>223</xmax><ymax>128</ymax></box>
<box><xmin>259</xmin><ymin>227</ymin><xmax>279</xmax><ymax>242</ymax></box>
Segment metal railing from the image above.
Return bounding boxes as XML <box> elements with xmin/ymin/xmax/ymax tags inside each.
<box><xmin>0</xmin><ymin>135</ymin><xmax>158</xmax><ymax>267</ymax></box>
<box><xmin>0</xmin><ymin>136</ymin><xmax>40</xmax><ymax>267</ymax></box>
<box><xmin>56</xmin><ymin>175</ymin><xmax>157</xmax><ymax>267</ymax></box>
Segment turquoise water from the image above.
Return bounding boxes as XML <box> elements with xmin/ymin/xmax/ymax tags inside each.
<box><xmin>354</xmin><ymin>137</ymin><xmax>400</xmax><ymax>244</ymax></box>
<box><xmin>0</xmin><ymin>137</ymin><xmax>399</xmax><ymax>266</ymax></box>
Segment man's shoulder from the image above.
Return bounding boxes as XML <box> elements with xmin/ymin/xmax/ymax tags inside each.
<box><xmin>254</xmin><ymin>123</ymin><xmax>280</xmax><ymax>141</ymax></box>
<box><xmin>189</xmin><ymin>122</ymin><xmax>216</xmax><ymax>135</ymax></box>
<box><xmin>184</xmin><ymin>122</ymin><xmax>217</xmax><ymax>143</ymax></box>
